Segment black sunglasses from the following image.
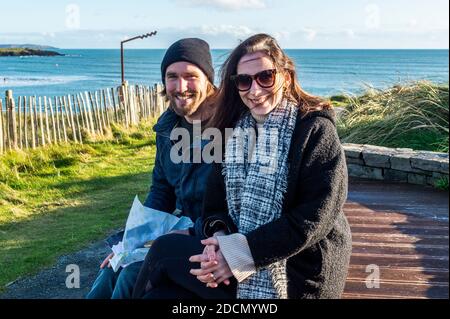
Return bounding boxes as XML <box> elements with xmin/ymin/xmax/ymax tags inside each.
<box><xmin>230</xmin><ymin>69</ymin><xmax>277</xmax><ymax>92</ymax></box>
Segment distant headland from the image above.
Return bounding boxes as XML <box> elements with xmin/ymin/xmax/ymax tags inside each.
<box><xmin>0</xmin><ymin>44</ymin><xmax>63</xmax><ymax>57</ymax></box>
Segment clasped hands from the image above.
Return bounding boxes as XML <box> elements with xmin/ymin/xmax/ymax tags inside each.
<box><xmin>189</xmin><ymin>235</ymin><xmax>233</xmax><ymax>288</ymax></box>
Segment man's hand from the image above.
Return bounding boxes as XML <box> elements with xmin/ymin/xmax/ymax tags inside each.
<box><xmin>100</xmin><ymin>252</ymin><xmax>114</xmax><ymax>269</ymax></box>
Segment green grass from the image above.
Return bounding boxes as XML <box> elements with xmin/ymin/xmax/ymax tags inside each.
<box><xmin>336</xmin><ymin>81</ymin><xmax>449</xmax><ymax>153</ymax></box>
<box><xmin>0</xmin><ymin>121</ymin><xmax>157</xmax><ymax>290</ymax></box>
<box><xmin>435</xmin><ymin>177</ymin><xmax>449</xmax><ymax>191</ymax></box>
<box><xmin>330</xmin><ymin>94</ymin><xmax>352</xmax><ymax>108</ymax></box>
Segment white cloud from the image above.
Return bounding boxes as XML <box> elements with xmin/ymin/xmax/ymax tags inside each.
<box><xmin>409</xmin><ymin>19</ymin><xmax>418</xmax><ymax>28</ymax></box>
<box><xmin>41</xmin><ymin>32</ymin><xmax>56</xmax><ymax>38</ymax></box>
<box><xmin>302</xmin><ymin>28</ymin><xmax>317</xmax><ymax>42</ymax></box>
<box><xmin>200</xmin><ymin>25</ymin><xmax>255</xmax><ymax>38</ymax></box>
<box><xmin>174</xmin><ymin>0</ymin><xmax>266</xmax><ymax>11</ymax></box>
<box><xmin>346</xmin><ymin>29</ymin><xmax>356</xmax><ymax>39</ymax></box>
<box><xmin>365</xmin><ymin>4</ymin><xmax>381</xmax><ymax>30</ymax></box>
<box><xmin>288</xmin><ymin>26</ymin><xmax>448</xmax><ymax>48</ymax></box>
<box><xmin>272</xmin><ymin>31</ymin><xmax>291</xmax><ymax>41</ymax></box>
<box><xmin>1</xmin><ymin>26</ymin><xmax>448</xmax><ymax>49</ymax></box>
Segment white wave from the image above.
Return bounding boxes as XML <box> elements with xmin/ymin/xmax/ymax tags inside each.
<box><xmin>0</xmin><ymin>75</ymin><xmax>91</xmax><ymax>87</ymax></box>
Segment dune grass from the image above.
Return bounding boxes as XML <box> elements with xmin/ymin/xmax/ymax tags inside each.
<box><xmin>336</xmin><ymin>81</ymin><xmax>449</xmax><ymax>153</ymax></box>
<box><xmin>0</xmin><ymin>121</ymin><xmax>156</xmax><ymax>290</ymax></box>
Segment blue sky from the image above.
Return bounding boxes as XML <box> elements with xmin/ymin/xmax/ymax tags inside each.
<box><xmin>0</xmin><ymin>0</ymin><xmax>448</xmax><ymax>49</ymax></box>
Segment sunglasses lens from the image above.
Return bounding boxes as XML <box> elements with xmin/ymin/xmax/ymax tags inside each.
<box><xmin>235</xmin><ymin>75</ymin><xmax>252</xmax><ymax>91</ymax></box>
<box><xmin>232</xmin><ymin>69</ymin><xmax>276</xmax><ymax>91</ymax></box>
<box><xmin>256</xmin><ymin>70</ymin><xmax>276</xmax><ymax>88</ymax></box>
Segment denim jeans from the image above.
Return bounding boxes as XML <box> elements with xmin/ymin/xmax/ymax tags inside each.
<box><xmin>86</xmin><ymin>261</ymin><xmax>143</xmax><ymax>299</ymax></box>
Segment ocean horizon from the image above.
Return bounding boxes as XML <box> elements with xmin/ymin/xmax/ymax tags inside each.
<box><xmin>0</xmin><ymin>49</ymin><xmax>448</xmax><ymax>99</ymax></box>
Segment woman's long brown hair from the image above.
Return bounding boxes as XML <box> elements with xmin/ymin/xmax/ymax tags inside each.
<box><xmin>211</xmin><ymin>33</ymin><xmax>332</xmax><ymax>131</ymax></box>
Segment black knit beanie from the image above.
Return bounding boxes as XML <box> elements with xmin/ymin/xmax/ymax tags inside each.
<box><xmin>161</xmin><ymin>38</ymin><xmax>214</xmax><ymax>85</ymax></box>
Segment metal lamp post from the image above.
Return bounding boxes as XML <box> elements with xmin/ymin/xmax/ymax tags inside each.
<box><xmin>120</xmin><ymin>31</ymin><xmax>157</xmax><ymax>85</ymax></box>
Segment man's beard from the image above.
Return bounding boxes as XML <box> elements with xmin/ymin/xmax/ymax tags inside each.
<box><xmin>167</xmin><ymin>90</ymin><xmax>204</xmax><ymax>117</ymax></box>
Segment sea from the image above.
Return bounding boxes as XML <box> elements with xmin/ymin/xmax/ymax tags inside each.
<box><xmin>0</xmin><ymin>49</ymin><xmax>448</xmax><ymax>99</ymax></box>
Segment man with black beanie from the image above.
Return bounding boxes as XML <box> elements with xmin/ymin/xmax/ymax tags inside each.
<box><xmin>161</xmin><ymin>38</ymin><xmax>216</xmax><ymax>121</ymax></box>
<box><xmin>87</xmin><ymin>38</ymin><xmax>218</xmax><ymax>299</ymax></box>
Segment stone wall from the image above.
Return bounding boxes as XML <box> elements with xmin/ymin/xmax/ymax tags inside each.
<box><xmin>343</xmin><ymin>143</ymin><xmax>449</xmax><ymax>187</ymax></box>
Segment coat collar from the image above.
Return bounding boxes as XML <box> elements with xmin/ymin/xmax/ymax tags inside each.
<box><xmin>298</xmin><ymin>107</ymin><xmax>337</xmax><ymax>127</ymax></box>
<box><xmin>153</xmin><ymin>109</ymin><xmax>181</xmax><ymax>136</ymax></box>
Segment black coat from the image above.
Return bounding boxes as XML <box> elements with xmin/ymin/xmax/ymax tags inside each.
<box><xmin>201</xmin><ymin>108</ymin><xmax>352</xmax><ymax>299</ymax></box>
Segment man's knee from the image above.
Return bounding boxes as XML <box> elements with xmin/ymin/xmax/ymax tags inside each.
<box><xmin>117</xmin><ymin>262</ymin><xmax>143</xmax><ymax>284</ymax></box>
<box><xmin>111</xmin><ymin>262</ymin><xmax>143</xmax><ymax>299</ymax></box>
<box><xmin>86</xmin><ymin>267</ymin><xmax>118</xmax><ymax>299</ymax></box>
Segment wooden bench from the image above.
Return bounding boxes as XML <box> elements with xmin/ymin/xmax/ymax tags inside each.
<box><xmin>342</xmin><ymin>178</ymin><xmax>448</xmax><ymax>299</ymax></box>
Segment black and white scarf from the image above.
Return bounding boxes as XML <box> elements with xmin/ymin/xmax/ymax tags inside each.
<box><xmin>223</xmin><ymin>99</ymin><xmax>298</xmax><ymax>299</ymax></box>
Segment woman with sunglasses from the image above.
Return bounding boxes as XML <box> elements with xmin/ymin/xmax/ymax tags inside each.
<box><xmin>188</xmin><ymin>33</ymin><xmax>352</xmax><ymax>299</ymax></box>
<box><xmin>133</xmin><ymin>34</ymin><xmax>351</xmax><ymax>299</ymax></box>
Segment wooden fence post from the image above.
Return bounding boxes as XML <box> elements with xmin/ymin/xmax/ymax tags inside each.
<box><xmin>135</xmin><ymin>85</ymin><xmax>142</xmax><ymax>121</ymax></box>
<box><xmin>76</xmin><ymin>94</ymin><xmax>86</xmax><ymax>131</ymax></box>
<box><xmin>95</xmin><ymin>91</ymin><xmax>106</xmax><ymax>132</ymax></box>
<box><xmin>71</xmin><ymin>95</ymin><xmax>83</xmax><ymax>143</ymax></box>
<box><xmin>38</xmin><ymin>97</ymin><xmax>45</xmax><ymax>146</ymax></box>
<box><xmin>54</xmin><ymin>97</ymin><xmax>62</xmax><ymax>143</ymax></box>
<box><xmin>59</xmin><ymin>96</ymin><xmax>68</xmax><ymax>143</ymax></box>
<box><xmin>113</xmin><ymin>87</ymin><xmax>121</xmax><ymax>123</ymax></box>
<box><xmin>131</xmin><ymin>86</ymin><xmax>138</xmax><ymax>126</ymax></box>
<box><xmin>33</xmin><ymin>96</ymin><xmax>39</xmax><ymax>147</ymax></box>
<box><xmin>109</xmin><ymin>88</ymin><xmax>118</xmax><ymax>123</ymax></box>
<box><xmin>0</xmin><ymin>99</ymin><xmax>3</xmax><ymax>154</ymax></box>
<box><xmin>6</xmin><ymin>90</ymin><xmax>18</xmax><ymax>150</ymax></box>
<box><xmin>30</xmin><ymin>97</ymin><xmax>36</xmax><ymax>149</ymax></box>
<box><xmin>44</xmin><ymin>97</ymin><xmax>51</xmax><ymax>145</ymax></box>
<box><xmin>83</xmin><ymin>92</ymin><xmax>95</xmax><ymax>136</ymax></box>
<box><xmin>88</xmin><ymin>92</ymin><xmax>100</xmax><ymax>134</ymax></box>
<box><xmin>18</xmin><ymin>96</ymin><xmax>23</xmax><ymax>149</ymax></box>
<box><xmin>48</xmin><ymin>97</ymin><xmax>57</xmax><ymax>144</ymax></box>
<box><xmin>102</xmin><ymin>89</ymin><xmax>111</xmax><ymax>128</ymax></box>
<box><xmin>155</xmin><ymin>84</ymin><xmax>165</xmax><ymax>117</ymax></box>
<box><xmin>23</xmin><ymin>96</ymin><xmax>28</xmax><ymax>149</ymax></box>
<box><xmin>65</xmin><ymin>96</ymin><xmax>77</xmax><ymax>143</ymax></box>
<box><xmin>121</xmin><ymin>83</ymin><xmax>130</xmax><ymax>127</ymax></box>
<box><xmin>4</xmin><ymin>92</ymin><xmax>9</xmax><ymax>150</ymax></box>
<box><xmin>147</xmin><ymin>87</ymin><xmax>151</xmax><ymax>118</ymax></box>
<box><xmin>150</xmin><ymin>87</ymin><xmax>156</xmax><ymax>118</ymax></box>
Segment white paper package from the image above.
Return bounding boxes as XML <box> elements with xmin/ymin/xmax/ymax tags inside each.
<box><xmin>109</xmin><ymin>195</ymin><xmax>194</xmax><ymax>272</ymax></box>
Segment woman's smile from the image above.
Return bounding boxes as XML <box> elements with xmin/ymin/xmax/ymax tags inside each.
<box><xmin>248</xmin><ymin>95</ymin><xmax>268</xmax><ymax>106</ymax></box>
